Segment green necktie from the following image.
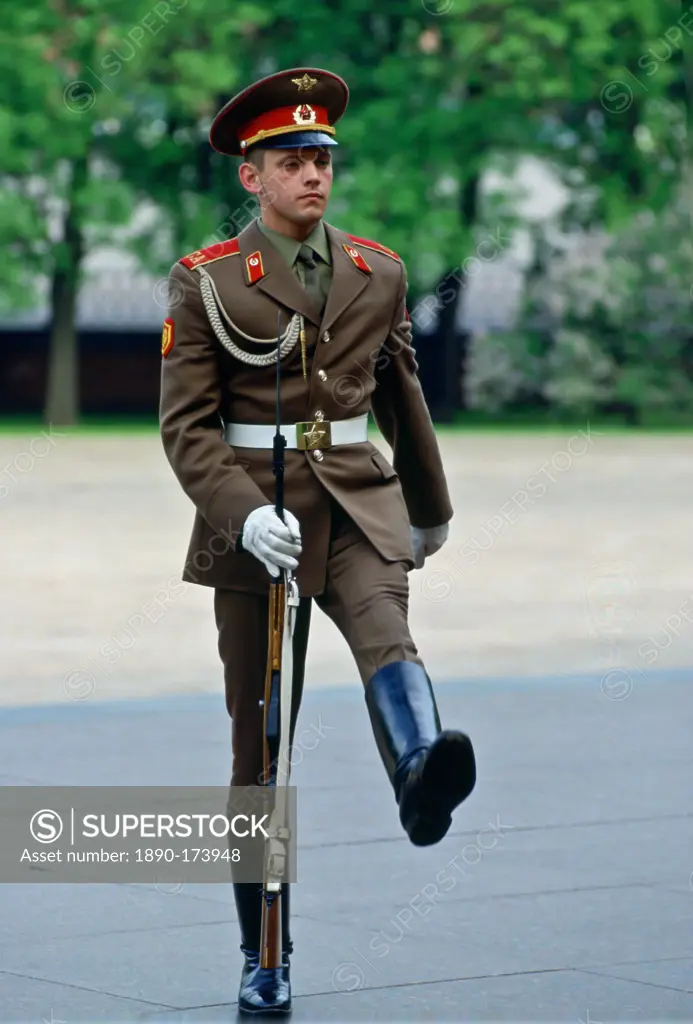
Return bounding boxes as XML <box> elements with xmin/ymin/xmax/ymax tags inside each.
<box><xmin>296</xmin><ymin>243</ymin><xmax>327</xmax><ymax>314</ymax></box>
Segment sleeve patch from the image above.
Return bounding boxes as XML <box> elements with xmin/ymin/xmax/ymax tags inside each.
<box><xmin>161</xmin><ymin>317</ymin><xmax>174</xmax><ymax>358</ymax></box>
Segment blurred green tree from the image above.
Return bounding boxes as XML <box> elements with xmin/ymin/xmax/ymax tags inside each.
<box><xmin>0</xmin><ymin>0</ymin><xmax>687</xmax><ymax>421</ymax></box>
<box><xmin>468</xmin><ymin>190</ymin><xmax>693</xmax><ymax>423</ymax></box>
<box><xmin>0</xmin><ymin>0</ymin><xmax>263</xmax><ymax>424</ymax></box>
<box><xmin>0</xmin><ymin>2</ymin><xmax>147</xmax><ymax>424</ymax></box>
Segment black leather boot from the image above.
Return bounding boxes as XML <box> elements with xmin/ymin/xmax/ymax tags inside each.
<box><xmin>233</xmin><ymin>881</ymin><xmax>292</xmax><ymax>1014</ymax></box>
<box><xmin>365</xmin><ymin>660</ymin><xmax>476</xmax><ymax>846</ymax></box>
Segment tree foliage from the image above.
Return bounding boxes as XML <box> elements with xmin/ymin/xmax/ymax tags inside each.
<box><xmin>0</xmin><ymin>0</ymin><xmax>688</xmax><ymax>421</ymax></box>
<box><xmin>469</xmin><ymin>192</ymin><xmax>693</xmax><ymax>422</ymax></box>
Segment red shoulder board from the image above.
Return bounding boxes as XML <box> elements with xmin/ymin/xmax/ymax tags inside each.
<box><xmin>344</xmin><ymin>234</ymin><xmax>401</xmax><ymax>262</ymax></box>
<box><xmin>179</xmin><ymin>238</ymin><xmax>240</xmax><ymax>269</ymax></box>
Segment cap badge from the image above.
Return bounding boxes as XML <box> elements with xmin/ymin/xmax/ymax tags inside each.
<box><xmin>292</xmin><ymin>74</ymin><xmax>318</xmax><ymax>91</ymax></box>
<box><xmin>293</xmin><ymin>103</ymin><xmax>317</xmax><ymax>125</ymax></box>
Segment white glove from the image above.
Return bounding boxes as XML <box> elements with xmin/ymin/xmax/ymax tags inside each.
<box><xmin>411</xmin><ymin>523</ymin><xmax>449</xmax><ymax>569</ymax></box>
<box><xmin>240</xmin><ymin>505</ymin><xmax>302</xmax><ymax>578</ymax></box>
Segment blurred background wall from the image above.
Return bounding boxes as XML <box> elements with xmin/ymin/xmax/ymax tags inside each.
<box><xmin>0</xmin><ymin>1</ymin><xmax>690</xmax><ymax>425</ymax></box>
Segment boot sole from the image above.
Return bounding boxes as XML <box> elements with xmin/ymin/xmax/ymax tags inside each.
<box><xmin>404</xmin><ymin>730</ymin><xmax>476</xmax><ymax>846</ymax></box>
<box><xmin>238</xmin><ymin>1005</ymin><xmax>291</xmax><ymax>1016</ymax></box>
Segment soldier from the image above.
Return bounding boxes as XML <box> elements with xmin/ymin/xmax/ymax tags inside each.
<box><xmin>159</xmin><ymin>67</ymin><xmax>476</xmax><ymax>1015</ymax></box>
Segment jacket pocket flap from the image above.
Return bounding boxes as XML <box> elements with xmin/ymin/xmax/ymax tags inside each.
<box><xmin>371</xmin><ymin>449</ymin><xmax>398</xmax><ymax>480</ymax></box>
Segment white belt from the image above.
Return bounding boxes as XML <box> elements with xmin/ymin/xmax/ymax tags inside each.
<box><xmin>224</xmin><ymin>413</ymin><xmax>368</xmax><ymax>451</ymax></box>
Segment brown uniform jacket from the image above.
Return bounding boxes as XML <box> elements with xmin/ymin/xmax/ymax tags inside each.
<box><xmin>159</xmin><ymin>217</ymin><xmax>453</xmax><ymax>596</ymax></box>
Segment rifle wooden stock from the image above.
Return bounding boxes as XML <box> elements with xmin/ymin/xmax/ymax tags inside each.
<box><xmin>258</xmin><ymin>306</ymin><xmax>293</xmax><ymax>971</ymax></box>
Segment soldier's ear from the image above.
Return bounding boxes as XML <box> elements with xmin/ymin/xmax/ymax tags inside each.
<box><xmin>238</xmin><ymin>160</ymin><xmax>262</xmax><ymax>194</ymax></box>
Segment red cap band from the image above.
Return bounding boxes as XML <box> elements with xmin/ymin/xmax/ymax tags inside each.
<box><xmin>239</xmin><ymin>103</ymin><xmax>335</xmax><ymax>150</ymax></box>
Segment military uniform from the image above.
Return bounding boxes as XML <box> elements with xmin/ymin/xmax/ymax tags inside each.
<box><xmin>159</xmin><ymin>67</ymin><xmax>475</xmax><ymax>1015</ymax></box>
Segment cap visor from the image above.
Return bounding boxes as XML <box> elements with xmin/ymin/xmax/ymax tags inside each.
<box><xmin>250</xmin><ymin>131</ymin><xmax>338</xmax><ymax>151</ymax></box>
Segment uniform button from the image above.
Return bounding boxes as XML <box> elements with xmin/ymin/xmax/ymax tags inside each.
<box><xmin>312</xmin><ymin>450</ymin><xmax>323</xmax><ymax>462</ymax></box>
<box><xmin>321</xmin><ymin>330</ymin><xmax>331</xmax><ymax>343</ymax></box>
<box><xmin>318</xmin><ymin>370</ymin><xmax>327</xmax><ymax>382</ymax></box>
<box><xmin>314</xmin><ymin>410</ymin><xmax>324</xmax><ymax>421</ymax></box>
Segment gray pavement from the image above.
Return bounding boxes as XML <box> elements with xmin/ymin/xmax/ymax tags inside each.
<box><xmin>1</xmin><ymin>670</ymin><xmax>692</xmax><ymax>1022</ymax></box>
<box><xmin>4</xmin><ymin>431</ymin><xmax>693</xmax><ymax>706</ymax></box>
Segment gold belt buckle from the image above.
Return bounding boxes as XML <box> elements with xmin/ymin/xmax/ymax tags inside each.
<box><xmin>296</xmin><ymin>420</ymin><xmax>332</xmax><ymax>450</ymax></box>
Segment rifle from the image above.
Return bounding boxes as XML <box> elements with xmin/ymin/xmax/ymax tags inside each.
<box><xmin>259</xmin><ymin>312</ymin><xmax>300</xmax><ymax>968</ymax></box>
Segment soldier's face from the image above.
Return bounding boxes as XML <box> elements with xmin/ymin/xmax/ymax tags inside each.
<box><xmin>242</xmin><ymin>146</ymin><xmax>333</xmax><ymax>225</ymax></box>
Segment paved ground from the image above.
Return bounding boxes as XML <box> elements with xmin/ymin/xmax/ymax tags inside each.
<box><xmin>1</xmin><ymin>429</ymin><xmax>693</xmax><ymax>705</ymax></box>
<box><xmin>1</xmin><ymin>674</ymin><xmax>691</xmax><ymax>1022</ymax></box>
<box><xmin>1</xmin><ymin>428</ymin><xmax>692</xmax><ymax>1020</ymax></box>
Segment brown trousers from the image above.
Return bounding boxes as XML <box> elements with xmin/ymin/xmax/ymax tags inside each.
<box><xmin>214</xmin><ymin>497</ymin><xmax>423</xmax><ymax>787</ymax></box>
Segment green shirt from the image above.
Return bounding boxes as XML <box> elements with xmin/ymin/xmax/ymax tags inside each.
<box><xmin>256</xmin><ymin>217</ymin><xmax>333</xmax><ymax>298</ymax></box>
